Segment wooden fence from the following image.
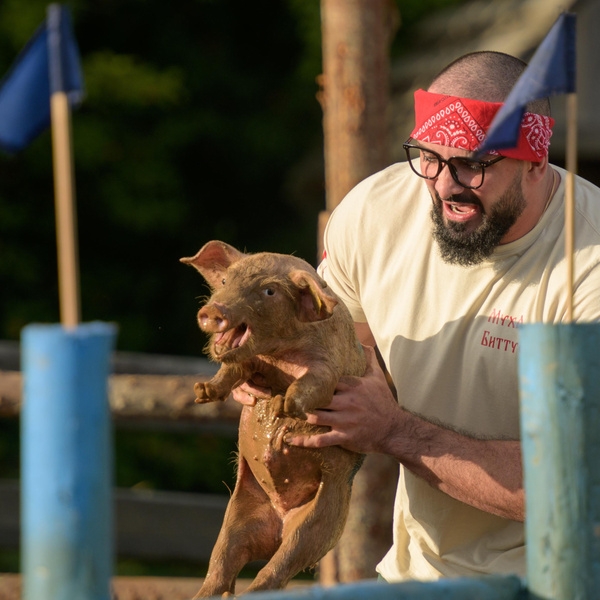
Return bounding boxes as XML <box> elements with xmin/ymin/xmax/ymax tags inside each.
<box><xmin>0</xmin><ymin>339</ymin><xmax>237</xmax><ymax>566</ymax></box>
<box><xmin>4</xmin><ymin>323</ymin><xmax>600</xmax><ymax>600</ymax></box>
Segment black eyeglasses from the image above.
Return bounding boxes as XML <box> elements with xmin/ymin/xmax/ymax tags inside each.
<box><xmin>403</xmin><ymin>139</ymin><xmax>506</xmax><ymax>190</ymax></box>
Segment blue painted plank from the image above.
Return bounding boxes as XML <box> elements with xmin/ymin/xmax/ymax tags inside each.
<box><xmin>217</xmin><ymin>575</ymin><xmax>524</xmax><ymax>599</ymax></box>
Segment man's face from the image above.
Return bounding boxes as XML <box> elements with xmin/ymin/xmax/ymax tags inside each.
<box><xmin>419</xmin><ymin>142</ymin><xmax>527</xmax><ymax>266</ymax></box>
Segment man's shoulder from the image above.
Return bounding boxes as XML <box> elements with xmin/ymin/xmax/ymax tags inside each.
<box><xmin>325</xmin><ymin>161</ymin><xmax>431</xmax><ymax>255</ymax></box>
<box><xmin>339</xmin><ymin>161</ymin><xmax>423</xmax><ymax>211</ymax></box>
<box><xmin>358</xmin><ymin>160</ymin><xmax>416</xmax><ymax>189</ymax></box>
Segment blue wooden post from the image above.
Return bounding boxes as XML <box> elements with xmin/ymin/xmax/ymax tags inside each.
<box><xmin>21</xmin><ymin>322</ymin><xmax>118</xmax><ymax>600</ymax></box>
<box><xmin>519</xmin><ymin>323</ymin><xmax>600</xmax><ymax>599</ymax></box>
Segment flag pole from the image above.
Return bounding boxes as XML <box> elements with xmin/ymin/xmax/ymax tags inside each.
<box><xmin>564</xmin><ymin>92</ymin><xmax>577</xmax><ymax>323</ymax></box>
<box><xmin>48</xmin><ymin>4</ymin><xmax>80</xmax><ymax>328</ymax></box>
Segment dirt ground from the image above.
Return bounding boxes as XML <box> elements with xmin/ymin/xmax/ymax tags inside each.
<box><xmin>0</xmin><ymin>574</ymin><xmax>312</xmax><ymax>599</ymax></box>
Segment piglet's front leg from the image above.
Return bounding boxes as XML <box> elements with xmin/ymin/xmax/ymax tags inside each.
<box><xmin>194</xmin><ymin>363</ymin><xmax>250</xmax><ymax>404</ymax></box>
<box><xmin>274</xmin><ymin>366</ymin><xmax>338</xmax><ymax>418</ymax></box>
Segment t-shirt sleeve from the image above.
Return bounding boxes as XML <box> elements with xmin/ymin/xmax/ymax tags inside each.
<box><xmin>317</xmin><ymin>186</ymin><xmax>369</xmax><ymax>324</ymax></box>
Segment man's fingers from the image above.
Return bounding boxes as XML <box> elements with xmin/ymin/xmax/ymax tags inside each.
<box><xmin>284</xmin><ymin>431</ymin><xmax>343</xmax><ymax>448</ymax></box>
<box><xmin>231</xmin><ymin>379</ymin><xmax>273</xmax><ymax>406</ymax></box>
<box><xmin>231</xmin><ymin>386</ymin><xmax>257</xmax><ymax>406</ymax></box>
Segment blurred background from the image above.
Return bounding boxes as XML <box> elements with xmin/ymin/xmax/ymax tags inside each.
<box><xmin>0</xmin><ymin>0</ymin><xmax>467</xmax><ymax>357</ymax></box>
<box><xmin>2</xmin><ymin>0</ymin><xmax>596</xmax><ymax>586</ymax></box>
<box><xmin>0</xmin><ymin>0</ymin><xmax>468</xmax><ymax>580</ymax></box>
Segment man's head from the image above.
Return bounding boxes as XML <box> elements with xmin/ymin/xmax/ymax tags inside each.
<box><xmin>406</xmin><ymin>51</ymin><xmax>555</xmax><ymax>265</ymax></box>
<box><xmin>428</xmin><ymin>51</ymin><xmax>550</xmax><ymax>115</ymax></box>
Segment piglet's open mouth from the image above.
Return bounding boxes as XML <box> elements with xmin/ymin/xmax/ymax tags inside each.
<box><xmin>214</xmin><ymin>323</ymin><xmax>251</xmax><ymax>356</ymax></box>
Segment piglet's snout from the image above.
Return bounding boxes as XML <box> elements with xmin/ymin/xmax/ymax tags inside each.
<box><xmin>198</xmin><ymin>303</ymin><xmax>230</xmax><ymax>333</ymax></box>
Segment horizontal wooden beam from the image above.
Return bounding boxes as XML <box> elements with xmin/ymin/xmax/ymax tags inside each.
<box><xmin>0</xmin><ymin>340</ymin><xmax>217</xmax><ymax>376</ymax></box>
<box><xmin>1</xmin><ymin>340</ymin><xmax>244</xmax><ymax>426</ymax></box>
<box><xmin>0</xmin><ymin>480</ymin><xmax>228</xmax><ymax>562</ymax></box>
<box><xmin>0</xmin><ymin>370</ymin><xmax>242</xmax><ymax>426</ymax></box>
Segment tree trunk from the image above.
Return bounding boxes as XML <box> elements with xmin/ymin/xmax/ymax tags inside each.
<box><xmin>317</xmin><ymin>0</ymin><xmax>398</xmax><ymax>258</ymax></box>
<box><xmin>317</xmin><ymin>0</ymin><xmax>400</xmax><ymax>584</ymax></box>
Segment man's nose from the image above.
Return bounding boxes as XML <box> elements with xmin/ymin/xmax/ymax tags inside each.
<box><xmin>434</xmin><ymin>163</ymin><xmax>464</xmax><ymax>198</ymax></box>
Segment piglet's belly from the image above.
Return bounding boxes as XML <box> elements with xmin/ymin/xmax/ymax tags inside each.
<box><xmin>238</xmin><ymin>402</ymin><xmax>330</xmax><ymax>513</ymax></box>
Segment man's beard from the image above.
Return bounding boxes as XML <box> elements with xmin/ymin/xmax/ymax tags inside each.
<box><xmin>430</xmin><ymin>174</ymin><xmax>526</xmax><ymax>266</ymax></box>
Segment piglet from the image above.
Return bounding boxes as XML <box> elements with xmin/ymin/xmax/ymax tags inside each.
<box><xmin>180</xmin><ymin>240</ymin><xmax>366</xmax><ymax>598</ymax></box>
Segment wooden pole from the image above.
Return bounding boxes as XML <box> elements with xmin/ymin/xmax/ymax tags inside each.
<box><xmin>50</xmin><ymin>90</ymin><xmax>81</xmax><ymax>328</ymax></box>
<box><xmin>47</xmin><ymin>3</ymin><xmax>82</xmax><ymax>329</ymax></box>
<box><xmin>317</xmin><ymin>0</ymin><xmax>399</xmax><ymax>584</ymax></box>
<box><xmin>519</xmin><ymin>323</ymin><xmax>600</xmax><ymax>599</ymax></box>
<box><xmin>317</xmin><ymin>0</ymin><xmax>397</xmax><ymax>259</ymax></box>
<box><xmin>564</xmin><ymin>93</ymin><xmax>577</xmax><ymax>323</ymax></box>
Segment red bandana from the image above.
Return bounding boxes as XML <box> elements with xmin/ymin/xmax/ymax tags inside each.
<box><xmin>410</xmin><ymin>89</ymin><xmax>554</xmax><ymax>161</ymax></box>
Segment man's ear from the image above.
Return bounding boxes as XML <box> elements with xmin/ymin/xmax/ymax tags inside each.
<box><xmin>289</xmin><ymin>270</ymin><xmax>339</xmax><ymax>322</ymax></box>
<box><xmin>525</xmin><ymin>155</ymin><xmax>549</xmax><ymax>184</ymax></box>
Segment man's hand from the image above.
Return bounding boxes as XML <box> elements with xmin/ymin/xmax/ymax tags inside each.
<box><xmin>282</xmin><ymin>343</ymin><xmax>524</xmax><ymax>520</ymax></box>
<box><xmin>231</xmin><ymin>380</ymin><xmax>272</xmax><ymax>407</ymax></box>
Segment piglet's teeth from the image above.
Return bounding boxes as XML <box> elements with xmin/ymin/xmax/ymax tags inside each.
<box><xmin>231</xmin><ymin>324</ymin><xmax>249</xmax><ymax>349</ymax></box>
<box><xmin>213</xmin><ymin>324</ymin><xmax>249</xmax><ymax>352</ymax></box>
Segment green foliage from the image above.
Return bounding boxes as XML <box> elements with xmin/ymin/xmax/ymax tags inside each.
<box><xmin>0</xmin><ymin>0</ymin><xmax>468</xmax><ymax>577</ymax></box>
<box><xmin>0</xmin><ymin>0</ymin><xmax>324</xmax><ymax>354</ymax></box>
<box><xmin>0</xmin><ymin>0</ymin><xmax>467</xmax><ymax>354</ymax></box>
<box><xmin>390</xmin><ymin>0</ymin><xmax>468</xmax><ymax>55</ymax></box>
<box><xmin>114</xmin><ymin>429</ymin><xmax>238</xmax><ymax>495</ymax></box>
<box><xmin>0</xmin><ymin>420</ymin><xmax>19</xmax><ymax>479</ymax></box>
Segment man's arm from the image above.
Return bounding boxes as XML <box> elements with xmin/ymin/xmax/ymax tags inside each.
<box><xmin>286</xmin><ymin>322</ymin><xmax>525</xmax><ymax>522</ymax></box>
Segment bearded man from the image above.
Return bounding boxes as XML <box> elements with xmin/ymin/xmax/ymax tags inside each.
<box><xmin>235</xmin><ymin>51</ymin><xmax>600</xmax><ymax>582</ymax></box>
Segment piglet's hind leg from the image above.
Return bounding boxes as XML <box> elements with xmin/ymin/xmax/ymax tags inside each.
<box><xmin>244</xmin><ymin>462</ymin><xmax>355</xmax><ymax>592</ymax></box>
<box><xmin>193</xmin><ymin>459</ymin><xmax>281</xmax><ymax>598</ymax></box>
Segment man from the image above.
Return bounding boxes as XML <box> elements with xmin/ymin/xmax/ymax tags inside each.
<box><xmin>236</xmin><ymin>51</ymin><xmax>600</xmax><ymax>581</ymax></box>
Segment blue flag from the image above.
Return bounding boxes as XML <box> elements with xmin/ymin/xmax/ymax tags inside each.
<box><xmin>477</xmin><ymin>12</ymin><xmax>576</xmax><ymax>156</ymax></box>
<box><xmin>0</xmin><ymin>5</ymin><xmax>84</xmax><ymax>154</ymax></box>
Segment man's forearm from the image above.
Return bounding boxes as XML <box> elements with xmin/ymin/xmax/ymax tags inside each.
<box><xmin>385</xmin><ymin>409</ymin><xmax>524</xmax><ymax>522</ymax></box>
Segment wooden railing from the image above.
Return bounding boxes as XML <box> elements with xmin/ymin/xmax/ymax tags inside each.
<box><xmin>0</xmin><ymin>340</ymin><xmax>238</xmax><ymax>566</ymax></box>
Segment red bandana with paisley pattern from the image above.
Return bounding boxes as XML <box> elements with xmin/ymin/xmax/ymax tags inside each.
<box><xmin>410</xmin><ymin>89</ymin><xmax>554</xmax><ymax>161</ymax></box>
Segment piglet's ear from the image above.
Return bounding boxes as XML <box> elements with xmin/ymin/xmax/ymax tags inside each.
<box><xmin>180</xmin><ymin>240</ymin><xmax>245</xmax><ymax>289</ymax></box>
<box><xmin>289</xmin><ymin>270</ymin><xmax>338</xmax><ymax>322</ymax></box>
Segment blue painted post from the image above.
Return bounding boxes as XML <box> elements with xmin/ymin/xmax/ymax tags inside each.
<box><xmin>21</xmin><ymin>322</ymin><xmax>118</xmax><ymax>600</ymax></box>
<box><xmin>519</xmin><ymin>323</ymin><xmax>600</xmax><ymax>599</ymax></box>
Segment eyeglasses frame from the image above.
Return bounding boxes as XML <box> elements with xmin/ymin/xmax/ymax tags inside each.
<box><xmin>402</xmin><ymin>139</ymin><xmax>506</xmax><ymax>190</ymax></box>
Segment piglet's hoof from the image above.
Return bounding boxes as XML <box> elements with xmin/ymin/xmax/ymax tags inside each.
<box><xmin>193</xmin><ymin>382</ymin><xmax>226</xmax><ymax>404</ymax></box>
<box><xmin>193</xmin><ymin>381</ymin><xmax>210</xmax><ymax>403</ymax></box>
<box><xmin>272</xmin><ymin>394</ymin><xmax>307</xmax><ymax>420</ymax></box>
<box><xmin>272</xmin><ymin>394</ymin><xmax>285</xmax><ymax>417</ymax></box>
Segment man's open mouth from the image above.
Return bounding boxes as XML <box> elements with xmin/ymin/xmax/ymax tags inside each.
<box><xmin>448</xmin><ymin>202</ymin><xmax>477</xmax><ymax>215</ymax></box>
<box><xmin>444</xmin><ymin>200</ymin><xmax>480</xmax><ymax>222</ymax></box>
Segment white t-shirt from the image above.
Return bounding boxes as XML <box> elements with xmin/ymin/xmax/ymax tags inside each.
<box><xmin>319</xmin><ymin>161</ymin><xmax>600</xmax><ymax>581</ymax></box>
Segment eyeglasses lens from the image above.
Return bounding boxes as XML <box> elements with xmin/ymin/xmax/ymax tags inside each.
<box><xmin>405</xmin><ymin>146</ymin><xmax>484</xmax><ymax>189</ymax></box>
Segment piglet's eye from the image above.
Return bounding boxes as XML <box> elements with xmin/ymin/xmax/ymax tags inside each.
<box><xmin>221</xmin><ymin>278</ymin><xmax>226</xmax><ymax>286</ymax></box>
<box><xmin>264</xmin><ymin>288</ymin><xmax>275</xmax><ymax>296</ymax></box>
